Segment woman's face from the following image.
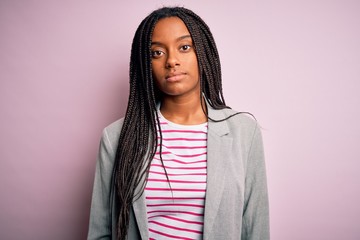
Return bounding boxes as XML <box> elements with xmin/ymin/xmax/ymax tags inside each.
<box><xmin>151</xmin><ymin>17</ymin><xmax>200</xmax><ymax>99</ymax></box>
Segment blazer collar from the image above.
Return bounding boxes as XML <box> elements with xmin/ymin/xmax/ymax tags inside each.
<box><xmin>132</xmin><ymin>101</ymin><xmax>232</xmax><ymax>239</ymax></box>
<box><xmin>206</xmin><ymin>102</ymin><xmax>230</xmax><ymax>136</ymax></box>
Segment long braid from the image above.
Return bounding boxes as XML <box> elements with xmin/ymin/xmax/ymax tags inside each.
<box><xmin>113</xmin><ymin>7</ymin><xmax>241</xmax><ymax>240</ymax></box>
<box><xmin>178</xmin><ymin>10</ymin><xmax>227</xmax><ymax>108</ymax></box>
<box><xmin>114</xmin><ymin>13</ymin><xmax>157</xmax><ymax>238</ymax></box>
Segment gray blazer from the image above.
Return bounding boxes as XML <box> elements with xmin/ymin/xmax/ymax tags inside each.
<box><xmin>88</xmin><ymin>104</ymin><xmax>270</xmax><ymax>240</ymax></box>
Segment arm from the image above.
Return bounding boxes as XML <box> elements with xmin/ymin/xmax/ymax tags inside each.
<box><xmin>88</xmin><ymin>129</ymin><xmax>115</xmax><ymax>240</ymax></box>
<box><xmin>241</xmin><ymin>124</ymin><xmax>270</xmax><ymax>240</ymax></box>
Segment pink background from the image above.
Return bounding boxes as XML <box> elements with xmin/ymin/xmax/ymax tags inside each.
<box><xmin>1</xmin><ymin>1</ymin><xmax>359</xmax><ymax>239</ymax></box>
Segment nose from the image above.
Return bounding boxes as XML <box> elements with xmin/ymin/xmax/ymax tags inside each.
<box><xmin>165</xmin><ymin>50</ymin><xmax>180</xmax><ymax>69</ymax></box>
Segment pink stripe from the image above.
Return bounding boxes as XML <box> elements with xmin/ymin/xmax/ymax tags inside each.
<box><xmin>149</xmin><ymin>228</ymin><xmax>193</xmax><ymax>240</ymax></box>
<box><xmin>159</xmin><ymin>129</ymin><xmax>207</xmax><ymax>134</ymax></box>
<box><xmin>145</xmin><ymin>188</ymin><xmax>206</xmax><ymax>192</ymax></box>
<box><xmin>162</xmin><ymin>215</ymin><xmax>203</xmax><ymax>225</ymax></box>
<box><xmin>155</xmin><ymin>151</ymin><xmax>172</xmax><ymax>155</ymax></box>
<box><xmin>146</xmin><ymin>196</ymin><xmax>205</xmax><ymax>200</ymax></box>
<box><xmin>158</xmin><ymin>137</ymin><xmax>207</xmax><ymax>141</ymax></box>
<box><xmin>147</xmin><ymin>203</ymin><xmax>204</xmax><ymax>208</ymax></box>
<box><xmin>154</xmin><ymin>157</ymin><xmax>206</xmax><ymax>164</ymax></box>
<box><xmin>150</xmin><ymin>164</ymin><xmax>206</xmax><ymax>170</ymax></box>
<box><xmin>147</xmin><ymin>210</ymin><xmax>204</xmax><ymax>216</ymax></box>
<box><xmin>149</xmin><ymin>220</ymin><xmax>202</xmax><ymax>234</ymax></box>
<box><xmin>162</xmin><ymin>159</ymin><xmax>207</xmax><ymax>164</ymax></box>
<box><xmin>149</xmin><ymin>171</ymin><xmax>206</xmax><ymax>176</ymax></box>
<box><xmin>147</xmin><ymin>178</ymin><xmax>206</xmax><ymax>183</ymax></box>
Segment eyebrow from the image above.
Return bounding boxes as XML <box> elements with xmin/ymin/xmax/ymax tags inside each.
<box><xmin>151</xmin><ymin>34</ymin><xmax>192</xmax><ymax>46</ymax></box>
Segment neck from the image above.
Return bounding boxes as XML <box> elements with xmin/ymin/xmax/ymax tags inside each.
<box><xmin>160</xmin><ymin>93</ymin><xmax>207</xmax><ymax>125</ymax></box>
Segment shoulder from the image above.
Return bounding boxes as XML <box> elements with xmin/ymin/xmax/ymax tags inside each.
<box><xmin>221</xmin><ymin>107</ymin><xmax>257</xmax><ymax>126</ymax></box>
<box><xmin>100</xmin><ymin>118</ymin><xmax>124</xmax><ymax>150</ymax></box>
<box><xmin>104</xmin><ymin>118</ymin><xmax>124</xmax><ymax>136</ymax></box>
<box><xmin>211</xmin><ymin>107</ymin><xmax>259</xmax><ymax>137</ymax></box>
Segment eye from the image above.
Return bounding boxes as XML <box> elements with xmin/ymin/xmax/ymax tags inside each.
<box><xmin>151</xmin><ymin>50</ymin><xmax>164</xmax><ymax>58</ymax></box>
<box><xmin>180</xmin><ymin>45</ymin><xmax>192</xmax><ymax>52</ymax></box>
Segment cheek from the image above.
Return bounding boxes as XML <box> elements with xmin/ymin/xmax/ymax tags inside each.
<box><xmin>152</xmin><ymin>73</ymin><xmax>160</xmax><ymax>88</ymax></box>
<box><xmin>190</xmin><ymin>62</ymin><xmax>199</xmax><ymax>78</ymax></box>
<box><xmin>151</xmin><ymin>63</ymin><xmax>161</xmax><ymax>81</ymax></box>
<box><xmin>188</xmin><ymin>56</ymin><xmax>199</xmax><ymax>76</ymax></box>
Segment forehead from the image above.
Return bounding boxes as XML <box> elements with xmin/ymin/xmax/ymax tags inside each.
<box><xmin>152</xmin><ymin>17</ymin><xmax>191</xmax><ymax>41</ymax></box>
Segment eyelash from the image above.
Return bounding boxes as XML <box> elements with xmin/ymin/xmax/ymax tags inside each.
<box><xmin>151</xmin><ymin>50</ymin><xmax>164</xmax><ymax>58</ymax></box>
<box><xmin>180</xmin><ymin>45</ymin><xmax>192</xmax><ymax>51</ymax></box>
<box><xmin>151</xmin><ymin>44</ymin><xmax>193</xmax><ymax>58</ymax></box>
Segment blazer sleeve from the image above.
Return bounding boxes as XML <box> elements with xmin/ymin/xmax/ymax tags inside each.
<box><xmin>241</xmin><ymin>124</ymin><xmax>270</xmax><ymax>240</ymax></box>
<box><xmin>88</xmin><ymin>129</ymin><xmax>115</xmax><ymax>240</ymax></box>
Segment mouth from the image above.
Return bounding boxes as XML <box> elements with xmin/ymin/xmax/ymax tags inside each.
<box><xmin>165</xmin><ymin>72</ymin><xmax>186</xmax><ymax>82</ymax></box>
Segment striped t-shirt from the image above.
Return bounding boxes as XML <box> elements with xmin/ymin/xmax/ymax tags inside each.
<box><xmin>144</xmin><ymin>110</ymin><xmax>208</xmax><ymax>240</ymax></box>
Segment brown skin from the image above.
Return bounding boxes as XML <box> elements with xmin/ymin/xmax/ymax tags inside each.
<box><xmin>151</xmin><ymin>17</ymin><xmax>207</xmax><ymax>125</ymax></box>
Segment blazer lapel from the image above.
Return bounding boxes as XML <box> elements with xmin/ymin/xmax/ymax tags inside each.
<box><xmin>203</xmin><ymin>105</ymin><xmax>232</xmax><ymax>240</ymax></box>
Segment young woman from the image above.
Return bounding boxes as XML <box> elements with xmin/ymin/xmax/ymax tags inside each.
<box><xmin>88</xmin><ymin>7</ymin><xmax>269</xmax><ymax>240</ymax></box>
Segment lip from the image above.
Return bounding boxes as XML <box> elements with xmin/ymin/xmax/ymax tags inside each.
<box><xmin>165</xmin><ymin>72</ymin><xmax>186</xmax><ymax>82</ymax></box>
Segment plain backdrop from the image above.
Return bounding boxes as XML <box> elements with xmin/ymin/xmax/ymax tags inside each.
<box><xmin>1</xmin><ymin>1</ymin><xmax>359</xmax><ymax>239</ymax></box>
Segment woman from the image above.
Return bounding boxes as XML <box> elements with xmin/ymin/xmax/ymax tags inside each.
<box><xmin>88</xmin><ymin>7</ymin><xmax>269</xmax><ymax>240</ymax></box>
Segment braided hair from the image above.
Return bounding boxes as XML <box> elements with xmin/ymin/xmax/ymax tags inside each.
<box><xmin>113</xmin><ymin>7</ymin><xmax>229</xmax><ymax>239</ymax></box>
